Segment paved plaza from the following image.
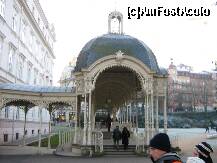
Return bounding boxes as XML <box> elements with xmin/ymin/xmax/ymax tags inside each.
<box><xmin>0</xmin><ymin>128</ymin><xmax>216</xmax><ymax>163</ymax></box>
<box><xmin>0</xmin><ymin>155</ymin><xmax>149</xmax><ymax>163</ymax></box>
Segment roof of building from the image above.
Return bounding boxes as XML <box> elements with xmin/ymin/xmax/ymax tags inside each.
<box><xmin>0</xmin><ymin>83</ymin><xmax>75</xmax><ymax>93</ymax></box>
<box><xmin>75</xmin><ymin>33</ymin><xmax>163</xmax><ymax>74</ymax></box>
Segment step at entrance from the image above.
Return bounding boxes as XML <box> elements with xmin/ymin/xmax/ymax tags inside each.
<box><xmin>103</xmin><ymin>145</ymin><xmax>136</xmax><ymax>156</ymax></box>
<box><xmin>103</xmin><ymin>131</ymin><xmax>112</xmax><ymax>139</ymax></box>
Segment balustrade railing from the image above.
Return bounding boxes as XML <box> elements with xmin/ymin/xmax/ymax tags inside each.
<box><xmin>92</xmin><ymin>130</ymin><xmax>103</xmax><ymax>153</ymax></box>
<box><xmin>58</xmin><ymin>129</ymin><xmax>74</xmax><ymax>146</ymax></box>
<box><xmin>135</xmin><ymin>132</ymin><xmax>146</xmax><ymax>152</ymax></box>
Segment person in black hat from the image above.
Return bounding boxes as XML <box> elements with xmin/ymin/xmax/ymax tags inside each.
<box><xmin>149</xmin><ymin>133</ymin><xmax>183</xmax><ymax>163</ymax></box>
<box><xmin>193</xmin><ymin>142</ymin><xmax>213</xmax><ymax>163</ymax></box>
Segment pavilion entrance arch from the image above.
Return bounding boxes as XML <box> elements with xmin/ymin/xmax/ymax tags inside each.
<box><xmin>74</xmin><ymin>54</ymin><xmax>168</xmax><ymax>147</ymax></box>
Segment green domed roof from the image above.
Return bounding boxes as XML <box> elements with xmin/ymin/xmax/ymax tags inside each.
<box><xmin>75</xmin><ymin>33</ymin><xmax>161</xmax><ymax>74</ymax></box>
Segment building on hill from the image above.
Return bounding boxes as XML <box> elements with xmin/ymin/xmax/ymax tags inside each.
<box><xmin>168</xmin><ymin>62</ymin><xmax>216</xmax><ymax>112</ymax></box>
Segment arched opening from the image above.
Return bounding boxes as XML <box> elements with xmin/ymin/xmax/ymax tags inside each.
<box><xmin>93</xmin><ymin>66</ymin><xmax>143</xmax><ymax>134</ymax></box>
<box><xmin>1</xmin><ymin>100</ymin><xmax>36</xmax><ymax>145</ymax></box>
<box><xmin>94</xmin><ymin>66</ymin><xmax>142</xmax><ymax>109</ymax></box>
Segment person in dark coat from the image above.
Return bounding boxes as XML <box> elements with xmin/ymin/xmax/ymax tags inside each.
<box><xmin>122</xmin><ymin>127</ymin><xmax>130</xmax><ymax>150</ymax></box>
<box><xmin>205</xmin><ymin>125</ymin><xmax>209</xmax><ymax>133</ymax></box>
<box><xmin>106</xmin><ymin>113</ymin><xmax>112</xmax><ymax>132</ymax></box>
<box><xmin>149</xmin><ymin>133</ymin><xmax>183</xmax><ymax>163</ymax></box>
<box><xmin>193</xmin><ymin>142</ymin><xmax>213</xmax><ymax>163</ymax></box>
<box><xmin>112</xmin><ymin>126</ymin><xmax>122</xmax><ymax>150</ymax></box>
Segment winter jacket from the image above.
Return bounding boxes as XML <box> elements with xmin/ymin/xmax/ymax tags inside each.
<box><xmin>153</xmin><ymin>152</ymin><xmax>184</xmax><ymax>163</ymax></box>
<box><xmin>122</xmin><ymin>129</ymin><xmax>130</xmax><ymax>145</ymax></box>
<box><xmin>113</xmin><ymin>128</ymin><xmax>122</xmax><ymax>140</ymax></box>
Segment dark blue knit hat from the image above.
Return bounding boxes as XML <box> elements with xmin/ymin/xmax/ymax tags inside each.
<box><xmin>149</xmin><ymin>133</ymin><xmax>171</xmax><ymax>152</ymax></box>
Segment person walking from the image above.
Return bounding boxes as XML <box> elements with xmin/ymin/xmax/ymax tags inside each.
<box><xmin>205</xmin><ymin>125</ymin><xmax>209</xmax><ymax>133</ymax></box>
<box><xmin>149</xmin><ymin>133</ymin><xmax>183</xmax><ymax>163</ymax></box>
<box><xmin>106</xmin><ymin>113</ymin><xmax>112</xmax><ymax>132</ymax></box>
<box><xmin>112</xmin><ymin>126</ymin><xmax>122</xmax><ymax>150</ymax></box>
<box><xmin>192</xmin><ymin>142</ymin><xmax>213</xmax><ymax>163</ymax></box>
<box><xmin>122</xmin><ymin>127</ymin><xmax>130</xmax><ymax>150</ymax></box>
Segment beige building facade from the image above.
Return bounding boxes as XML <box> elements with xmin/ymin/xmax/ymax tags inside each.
<box><xmin>168</xmin><ymin>62</ymin><xmax>217</xmax><ymax>112</ymax></box>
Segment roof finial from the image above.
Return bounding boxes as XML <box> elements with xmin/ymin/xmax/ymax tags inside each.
<box><xmin>108</xmin><ymin>11</ymin><xmax>123</xmax><ymax>34</ymax></box>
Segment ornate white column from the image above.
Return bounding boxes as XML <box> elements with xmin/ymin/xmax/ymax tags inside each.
<box><xmin>0</xmin><ymin>94</ymin><xmax>3</xmax><ymax>109</ymax></box>
<box><xmin>163</xmin><ymin>82</ymin><xmax>168</xmax><ymax>133</ymax></box>
<box><xmin>129</xmin><ymin>103</ymin><xmax>132</xmax><ymax>124</ymax></box>
<box><xmin>83</xmin><ymin>93</ymin><xmax>87</xmax><ymax>145</ymax></box>
<box><xmin>48</xmin><ymin>111</ymin><xmax>51</xmax><ymax>149</ymax></box>
<box><xmin>155</xmin><ymin>95</ymin><xmax>159</xmax><ymax>132</ymax></box>
<box><xmin>154</xmin><ymin>79</ymin><xmax>159</xmax><ymax>133</ymax></box>
<box><xmin>145</xmin><ymin>93</ymin><xmax>149</xmax><ymax>145</ymax></box>
<box><xmin>87</xmin><ymin>90</ymin><xmax>92</xmax><ymax>145</ymax></box>
<box><xmin>65</xmin><ymin>110</ymin><xmax>69</xmax><ymax>123</ymax></box>
<box><xmin>124</xmin><ymin>107</ymin><xmax>125</xmax><ymax>123</ymax></box>
<box><xmin>126</xmin><ymin>104</ymin><xmax>129</xmax><ymax>123</ymax></box>
<box><xmin>122</xmin><ymin>107</ymin><xmax>124</xmax><ymax>124</ymax></box>
<box><xmin>74</xmin><ymin>96</ymin><xmax>78</xmax><ymax>144</ymax></box>
<box><xmin>151</xmin><ymin>89</ymin><xmax>154</xmax><ymax>138</ymax></box>
<box><xmin>38</xmin><ymin>103</ymin><xmax>44</xmax><ymax>153</ymax></box>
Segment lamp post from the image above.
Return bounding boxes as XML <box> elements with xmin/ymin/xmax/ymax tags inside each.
<box><xmin>12</xmin><ymin>108</ymin><xmax>15</xmax><ymax>142</ymax></box>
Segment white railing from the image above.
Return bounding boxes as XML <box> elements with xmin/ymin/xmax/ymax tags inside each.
<box><xmin>135</xmin><ymin>132</ymin><xmax>146</xmax><ymax>152</ymax></box>
<box><xmin>58</xmin><ymin>129</ymin><xmax>74</xmax><ymax>146</ymax></box>
<box><xmin>170</xmin><ymin>135</ymin><xmax>179</xmax><ymax>148</ymax></box>
<box><xmin>92</xmin><ymin>130</ymin><xmax>103</xmax><ymax>153</ymax></box>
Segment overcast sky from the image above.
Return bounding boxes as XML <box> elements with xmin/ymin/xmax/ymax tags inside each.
<box><xmin>39</xmin><ymin>0</ymin><xmax>217</xmax><ymax>86</ymax></box>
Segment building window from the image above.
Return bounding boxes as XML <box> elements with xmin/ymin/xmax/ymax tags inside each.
<box><xmin>0</xmin><ymin>36</ymin><xmax>3</xmax><ymax>59</ymax></box>
<box><xmin>17</xmin><ymin>54</ymin><xmax>24</xmax><ymax>80</ymax></box>
<box><xmin>16</xmin><ymin>107</ymin><xmax>20</xmax><ymax>120</ymax></box>
<box><xmin>0</xmin><ymin>0</ymin><xmax>5</xmax><ymax>18</ymax></box>
<box><xmin>8</xmin><ymin>45</ymin><xmax>15</xmax><ymax>73</ymax></box>
<box><xmin>35</xmin><ymin>40</ymin><xmax>40</xmax><ymax>60</ymax></box>
<box><xmin>38</xmin><ymin>109</ymin><xmax>40</xmax><ymax>118</ymax></box>
<box><xmin>3</xmin><ymin>134</ymin><xmax>8</xmax><ymax>142</ymax></box>
<box><xmin>27</xmin><ymin>62</ymin><xmax>32</xmax><ymax>84</ymax></box>
<box><xmin>38</xmin><ymin>17</ymin><xmax>40</xmax><ymax>25</ymax></box>
<box><xmin>46</xmin><ymin>76</ymin><xmax>49</xmax><ymax>86</ymax></box>
<box><xmin>33</xmin><ymin>69</ymin><xmax>38</xmax><ymax>85</ymax></box>
<box><xmin>16</xmin><ymin>133</ymin><xmax>19</xmax><ymax>140</ymax></box>
<box><xmin>29</xmin><ymin>32</ymin><xmax>33</xmax><ymax>52</ymax></box>
<box><xmin>12</xmin><ymin>7</ymin><xmax>18</xmax><ymax>33</ymax></box>
<box><xmin>21</xmin><ymin>20</ymin><xmax>27</xmax><ymax>44</ymax></box>
<box><xmin>32</xmin><ymin>6</ymin><xmax>35</xmax><ymax>16</ymax></box>
<box><xmin>5</xmin><ymin>107</ymin><xmax>9</xmax><ymax>118</ymax></box>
